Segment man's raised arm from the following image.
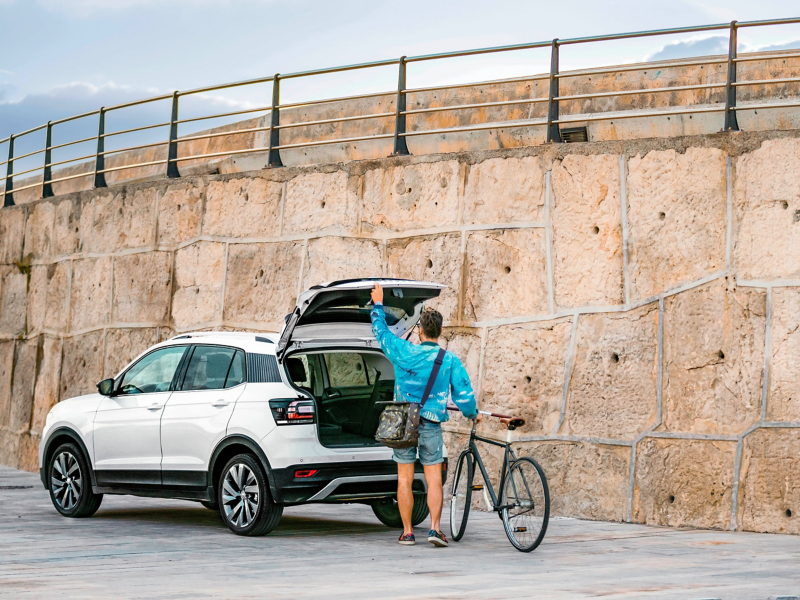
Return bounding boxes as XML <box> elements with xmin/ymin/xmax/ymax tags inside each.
<box><xmin>370</xmin><ymin>283</ymin><xmax>414</xmax><ymax>367</ymax></box>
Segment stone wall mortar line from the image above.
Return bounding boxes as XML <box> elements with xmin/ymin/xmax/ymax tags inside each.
<box><xmin>278</xmin><ymin>181</ymin><xmax>287</xmax><ymax>238</ymax></box>
<box><xmin>296</xmin><ymin>238</ymin><xmax>309</xmax><ymax>300</ymax></box>
<box><xmin>476</xmin><ymin>326</ymin><xmax>487</xmax><ymax>402</ymax></box>
<box><xmin>220</xmin><ymin>242</ymin><xmax>230</xmax><ymax>327</ymax></box>
<box><xmin>626</xmin><ymin>444</ymin><xmax>637</xmax><ymax>523</ymax></box>
<box><xmin>457</xmin><ymin>162</ymin><xmax>467</xmax><ymax>226</ymax></box>
<box><xmin>725</xmin><ymin>156</ymin><xmax>733</xmax><ymax>272</ymax></box>
<box><xmin>442</xmin><ymin>426</ymin><xmax>634</xmax><ymax>448</ymax></box>
<box><xmin>760</xmin><ymin>286</ymin><xmax>773</xmax><ymax>422</ymax></box>
<box><xmin>457</xmin><ymin>230</ymin><xmax>468</xmax><ymax>325</ymax></box>
<box><xmin>356</xmin><ymin>175</ymin><xmax>364</xmax><ymax>235</ymax></box>
<box><xmin>554</xmin><ymin>314</ymin><xmax>579</xmax><ymax>435</ymax></box>
<box><xmin>619</xmin><ymin>155</ymin><xmax>631</xmax><ymax>307</ymax></box>
<box><xmin>657</xmin><ymin>297</ymin><xmax>664</xmax><ymax>426</ymax></box>
<box><xmin>730</xmin><ymin>437</ymin><xmax>744</xmax><ymax>531</ymax></box>
<box><xmin>152</xmin><ymin>187</ymin><xmax>162</xmax><ymax>249</ymax></box>
<box><xmin>65</xmin><ymin>258</ymin><xmax>74</xmax><ymax>336</ymax></box>
<box><xmin>736</xmin><ymin>278</ymin><xmax>800</xmax><ymax>288</ymax></box>
<box><xmin>544</xmin><ymin>170</ymin><xmax>555</xmax><ymax>315</ymax></box>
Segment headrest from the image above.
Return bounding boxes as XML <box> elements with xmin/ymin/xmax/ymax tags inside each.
<box><xmin>286</xmin><ymin>357</ymin><xmax>307</xmax><ymax>384</ymax></box>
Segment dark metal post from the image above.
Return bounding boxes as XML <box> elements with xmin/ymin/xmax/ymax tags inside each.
<box><xmin>3</xmin><ymin>135</ymin><xmax>14</xmax><ymax>207</ymax></box>
<box><xmin>392</xmin><ymin>56</ymin><xmax>410</xmax><ymax>156</ymax></box>
<box><xmin>166</xmin><ymin>92</ymin><xmax>181</xmax><ymax>178</ymax></box>
<box><xmin>42</xmin><ymin>122</ymin><xmax>54</xmax><ymax>198</ymax></box>
<box><xmin>94</xmin><ymin>108</ymin><xmax>107</xmax><ymax>188</ymax></box>
<box><xmin>723</xmin><ymin>20</ymin><xmax>739</xmax><ymax>131</ymax></box>
<box><xmin>267</xmin><ymin>75</ymin><xmax>283</xmax><ymax>167</ymax></box>
<box><xmin>546</xmin><ymin>39</ymin><xmax>561</xmax><ymax>143</ymax></box>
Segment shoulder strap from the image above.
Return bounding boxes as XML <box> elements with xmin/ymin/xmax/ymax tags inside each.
<box><xmin>420</xmin><ymin>348</ymin><xmax>446</xmax><ymax>408</ymax></box>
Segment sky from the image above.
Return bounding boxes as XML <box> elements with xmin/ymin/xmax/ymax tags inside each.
<box><xmin>1</xmin><ymin>0</ymin><xmax>799</xmax><ymax>172</ymax></box>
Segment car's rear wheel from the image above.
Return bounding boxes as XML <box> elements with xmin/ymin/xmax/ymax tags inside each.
<box><xmin>47</xmin><ymin>442</ymin><xmax>103</xmax><ymax>518</ymax></box>
<box><xmin>218</xmin><ymin>454</ymin><xmax>282</xmax><ymax>536</ymax></box>
<box><xmin>371</xmin><ymin>494</ymin><xmax>429</xmax><ymax>528</ymax></box>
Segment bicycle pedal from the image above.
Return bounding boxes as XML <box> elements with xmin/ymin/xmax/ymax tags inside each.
<box><xmin>471</xmin><ymin>485</ymin><xmax>484</xmax><ymax>491</ymax></box>
<box><xmin>514</xmin><ymin>527</ymin><xmax>528</xmax><ymax>533</ymax></box>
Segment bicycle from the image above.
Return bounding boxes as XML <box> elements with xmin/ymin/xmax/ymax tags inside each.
<box><xmin>447</xmin><ymin>407</ymin><xmax>550</xmax><ymax>552</ymax></box>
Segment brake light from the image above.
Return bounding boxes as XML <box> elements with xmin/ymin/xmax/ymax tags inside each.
<box><xmin>269</xmin><ymin>399</ymin><xmax>315</xmax><ymax>425</ymax></box>
<box><xmin>294</xmin><ymin>469</ymin><xmax>318</xmax><ymax>478</ymax></box>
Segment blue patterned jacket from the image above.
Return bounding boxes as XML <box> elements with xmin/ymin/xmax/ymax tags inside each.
<box><xmin>370</xmin><ymin>303</ymin><xmax>478</xmax><ymax>423</ymax></box>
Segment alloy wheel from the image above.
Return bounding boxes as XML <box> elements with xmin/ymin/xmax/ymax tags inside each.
<box><xmin>222</xmin><ymin>463</ymin><xmax>260</xmax><ymax>528</ymax></box>
<box><xmin>51</xmin><ymin>451</ymin><xmax>82</xmax><ymax>511</ymax></box>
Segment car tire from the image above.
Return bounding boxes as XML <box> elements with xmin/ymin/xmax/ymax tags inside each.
<box><xmin>371</xmin><ymin>494</ymin><xmax>429</xmax><ymax>528</ymax></box>
<box><xmin>218</xmin><ymin>454</ymin><xmax>283</xmax><ymax>536</ymax></box>
<box><xmin>47</xmin><ymin>442</ymin><xmax>103</xmax><ymax>518</ymax></box>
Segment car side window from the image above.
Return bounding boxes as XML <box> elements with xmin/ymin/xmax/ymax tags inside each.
<box><xmin>225</xmin><ymin>350</ymin><xmax>246</xmax><ymax>388</ymax></box>
<box><xmin>181</xmin><ymin>346</ymin><xmax>238</xmax><ymax>391</ymax></box>
<box><xmin>324</xmin><ymin>353</ymin><xmax>369</xmax><ymax>388</ymax></box>
<box><xmin>118</xmin><ymin>346</ymin><xmax>187</xmax><ymax>395</ymax></box>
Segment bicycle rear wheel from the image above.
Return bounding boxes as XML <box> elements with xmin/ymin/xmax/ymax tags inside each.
<box><xmin>500</xmin><ymin>457</ymin><xmax>549</xmax><ymax>552</ymax></box>
<box><xmin>449</xmin><ymin>450</ymin><xmax>474</xmax><ymax>541</ymax></box>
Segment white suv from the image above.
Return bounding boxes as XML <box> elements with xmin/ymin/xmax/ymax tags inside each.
<box><xmin>39</xmin><ymin>279</ymin><xmax>446</xmax><ymax>536</ymax></box>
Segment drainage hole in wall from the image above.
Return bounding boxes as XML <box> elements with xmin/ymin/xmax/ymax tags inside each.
<box><xmin>525</xmin><ymin>376</ymin><xmax>532</xmax><ymax>384</ymax></box>
<box><xmin>669</xmin><ymin>495</ymin><xmax>675</xmax><ymax>504</ymax></box>
<box><xmin>592</xmin><ymin>226</ymin><xmax>600</xmax><ymax>234</ymax></box>
<box><xmin>611</xmin><ymin>353</ymin><xmax>619</xmax><ymax>363</ymax></box>
<box><xmin>787</xmin><ymin>509</ymin><xmax>793</xmax><ymax>518</ymax></box>
<box><xmin>426</xmin><ymin>259</ymin><xmax>433</xmax><ymax>269</ymax></box>
<box><xmin>718</xmin><ymin>350</ymin><xmax>725</xmax><ymax>360</ymax></box>
<box><xmin>505</xmin><ymin>266</ymin><xmax>511</xmax><ymax>274</ymax></box>
<box><xmin>659</xmin><ymin>212</ymin><xmax>666</xmax><ymax>220</ymax></box>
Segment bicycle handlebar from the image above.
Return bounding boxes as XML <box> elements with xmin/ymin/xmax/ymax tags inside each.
<box><xmin>446</xmin><ymin>405</ymin><xmax>517</xmax><ymax>420</ymax></box>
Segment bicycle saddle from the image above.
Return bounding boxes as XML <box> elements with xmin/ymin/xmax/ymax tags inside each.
<box><xmin>501</xmin><ymin>417</ymin><xmax>525</xmax><ymax>430</ymax></box>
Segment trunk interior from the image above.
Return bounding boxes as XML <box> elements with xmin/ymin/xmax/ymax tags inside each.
<box><xmin>284</xmin><ymin>350</ymin><xmax>395</xmax><ymax>448</ymax></box>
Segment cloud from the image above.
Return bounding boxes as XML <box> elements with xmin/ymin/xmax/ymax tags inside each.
<box><xmin>646</xmin><ymin>35</ymin><xmax>729</xmax><ymax>62</ymax></box>
<box><xmin>754</xmin><ymin>40</ymin><xmax>800</xmax><ymax>53</ymax></box>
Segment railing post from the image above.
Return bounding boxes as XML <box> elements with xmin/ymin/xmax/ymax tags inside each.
<box><xmin>3</xmin><ymin>135</ymin><xmax>14</xmax><ymax>207</ymax></box>
<box><xmin>723</xmin><ymin>20</ymin><xmax>740</xmax><ymax>132</ymax></box>
<box><xmin>546</xmin><ymin>39</ymin><xmax>562</xmax><ymax>143</ymax></box>
<box><xmin>94</xmin><ymin>108</ymin><xmax>107</xmax><ymax>188</ymax></box>
<box><xmin>42</xmin><ymin>121</ymin><xmax>54</xmax><ymax>198</ymax></box>
<box><xmin>267</xmin><ymin>75</ymin><xmax>283</xmax><ymax>167</ymax></box>
<box><xmin>166</xmin><ymin>92</ymin><xmax>181</xmax><ymax>178</ymax></box>
<box><xmin>392</xmin><ymin>56</ymin><xmax>410</xmax><ymax>156</ymax></box>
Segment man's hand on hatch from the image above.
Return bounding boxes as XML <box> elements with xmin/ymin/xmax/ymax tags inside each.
<box><xmin>371</xmin><ymin>283</ymin><xmax>384</xmax><ymax>305</ymax></box>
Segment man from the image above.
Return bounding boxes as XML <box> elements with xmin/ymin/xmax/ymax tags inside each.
<box><xmin>370</xmin><ymin>283</ymin><xmax>479</xmax><ymax>547</ymax></box>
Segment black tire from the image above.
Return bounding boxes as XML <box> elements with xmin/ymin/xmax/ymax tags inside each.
<box><xmin>47</xmin><ymin>442</ymin><xmax>103</xmax><ymax>518</ymax></box>
<box><xmin>500</xmin><ymin>457</ymin><xmax>550</xmax><ymax>552</ymax></box>
<box><xmin>200</xmin><ymin>500</ymin><xmax>219</xmax><ymax>511</ymax></box>
<box><xmin>218</xmin><ymin>454</ymin><xmax>283</xmax><ymax>536</ymax></box>
<box><xmin>371</xmin><ymin>494</ymin><xmax>429</xmax><ymax>528</ymax></box>
<box><xmin>449</xmin><ymin>450</ymin><xmax>473</xmax><ymax>541</ymax></box>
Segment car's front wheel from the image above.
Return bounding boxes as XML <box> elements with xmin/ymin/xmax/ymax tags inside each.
<box><xmin>218</xmin><ymin>454</ymin><xmax>283</xmax><ymax>536</ymax></box>
<box><xmin>47</xmin><ymin>442</ymin><xmax>103</xmax><ymax>518</ymax></box>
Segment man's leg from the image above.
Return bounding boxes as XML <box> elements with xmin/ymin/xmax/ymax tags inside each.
<box><xmin>397</xmin><ymin>462</ymin><xmax>415</xmax><ymax>535</ymax></box>
<box><xmin>423</xmin><ymin>463</ymin><xmax>444</xmax><ymax>533</ymax></box>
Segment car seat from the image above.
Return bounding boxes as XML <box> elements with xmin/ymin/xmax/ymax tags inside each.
<box><xmin>286</xmin><ymin>357</ymin><xmax>314</xmax><ymax>398</ymax></box>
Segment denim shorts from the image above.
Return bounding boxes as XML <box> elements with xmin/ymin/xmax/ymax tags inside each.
<box><xmin>393</xmin><ymin>419</ymin><xmax>444</xmax><ymax>466</ymax></box>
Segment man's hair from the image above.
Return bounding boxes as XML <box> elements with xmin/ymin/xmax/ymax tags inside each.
<box><xmin>419</xmin><ymin>307</ymin><xmax>443</xmax><ymax>339</ymax></box>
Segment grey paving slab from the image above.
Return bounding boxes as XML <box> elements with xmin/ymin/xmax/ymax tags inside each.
<box><xmin>0</xmin><ymin>466</ymin><xmax>799</xmax><ymax>599</ymax></box>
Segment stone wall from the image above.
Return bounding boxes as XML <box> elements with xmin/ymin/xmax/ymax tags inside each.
<box><xmin>1</xmin><ymin>129</ymin><xmax>800</xmax><ymax>534</ymax></box>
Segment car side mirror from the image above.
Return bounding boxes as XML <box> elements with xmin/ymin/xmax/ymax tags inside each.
<box><xmin>97</xmin><ymin>378</ymin><xmax>115</xmax><ymax>397</ymax></box>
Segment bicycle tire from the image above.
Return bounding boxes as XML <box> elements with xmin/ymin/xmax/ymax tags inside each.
<box><xmin>449</xmin><ymin>450</ymin><xmax>474</xmax><ymax>541</ymax></box>
<box><xmin>500</xmin><ymin>456</ymin><xmax>550</xmax><ymax>552</ymax></box>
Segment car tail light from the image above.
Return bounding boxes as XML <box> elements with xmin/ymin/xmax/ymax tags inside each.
<box><xmin>269</xmin><ymin>399</ymin><xmax>315</xmax><ymax>425</ymax></box>
<box><xmin>294</xmin><ymin>469</ymin><xmax>318</xmax><ymax>478</ymax></box>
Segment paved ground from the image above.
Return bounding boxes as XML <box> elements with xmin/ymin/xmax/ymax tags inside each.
<box><xmin>1</xmin><ymin>466</ymin><xmax>799</xmax><ymax>599</ymax></box>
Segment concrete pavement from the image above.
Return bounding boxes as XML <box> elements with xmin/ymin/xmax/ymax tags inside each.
<box><xmin>0</xmin><ymin>465</ymin><xmax>798</xmax><ymax>599</ymax></box>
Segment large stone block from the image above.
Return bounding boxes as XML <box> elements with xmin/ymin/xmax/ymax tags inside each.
<box><xmin>79</xmin><ymin>187</ymin><xmax>157</xmax><ymax>254</ymax></box>
<box><xmin>633</xmin><ymin>438</ymin><xmax>736</xmax><ymax>529</ymax></box>
<box><xmin>283</xmin><ymin>171</ymin><xmax>358</xmax><ymax>235</ymax></box>
<box><xmin>9</xmin><ymin>338</ymin><xmax>37</xmax><ymax>433</ymax></box>
<box><xmin>172</xmin><ymin>242</ymin><xmax>226</xmax><ymax>329</ymax></box>
<box><xmin>0</xmin><ymin>267</ymin><xmax>27</xmax><ymax>336</ymax></box>
<box><xmin>481</xmin><ymin>319</ymin><xmax>572</xmax><ymax>435</ymax></box>
<box><xmin>552</xmin><ymin>154</ymin><xmax>624</xmax><ymax>308</ymax></box>
<box><xmin>626</xmin><ymin>148</ymin><xmax>727</xmax><ymax>301</ymax></box>
<box><xmin>44</xmin><ymin>261</ymin><xmax>71</xmax><ymax>332</ymax></box>
<box><xmin>768</xmin><ymin>287</ymin><xmax>800</xmax><ymax>421</ymax></box>
<box><xmin>361</xmin><ymin>160</ymin><xmax>460</xmax><ymax>232</ymax></box>
<box><xmin>60</xmin><ymin>331</ymin><xmax>105</xmax><ymax>400</ymax></box>
<box><xmin>17</xmin><ymin>431</ymin><xmax>39</xmax><ymax>473</ymax></box>
<box><xmin>157</xmin><ymin>179</ymin><xmax>204</xmax><ymax>246</ymax></box>
<box><xmin>0</xmin><ymin>206</ymin><xmax>25</xmax><ymax>265</ymax></box>
<box><xmin>0</xmin><ymin>341</ymin><xmax>13</xmax><ymax>429</ymax></box>
<box><xmin>27</xmin><ymin>265</ymin><xmax>47</xmax><ymax>335</ymax></box>
<box><xmin>386</xmin><ymin>234</ymin><xmax>462</xmax><ymax>322</ymax></box>
<box><xmin>462</xmin><ymin>156</ymin><xmax>545</xmax><ymax>225</ymax></box>
<box><xmin>463</xmin><ymin>228</ymin><xmax>548</xmax><ymax>322</ymax></box>
<box><xmin>31</xmin><ymin>336</ymin><xmax>62</xmax><ymax>434</ymax></box>
<box><xmin>302</xmin><ymin>237</ymin><xmax>383</xmax><ymax>289</ymax></box>
<box><xmin>70</xmin><ymin>257</ymin><xmax>112</xmax><ymax>332</ymax></box>
<box><xmin>223</xmin><ymin>242</ymin><xmax>304</xmax><ymax>328</ymax></box>
<box><xmin>103</xmin><ymin>328</ymin><xmax>159</xmax><ymax>379</ymax></box>
<box><xmin>0</xmin><ymin>429</ymin><xmax>20</xmax><ymax>469</ymax></box>
<box><xmin>113</xmin><ymin>252</ymin><xmax>172</xmax><ymax>324</ymax></box>
<box><xmin>663</xmin><ymin>280</ymin><xmax>764</xmax><ymax>434</ymax></box>
<box><xmin>203</xmin><ymin>177</ymin><xmax>282</xmax><ymax>238</ymax></box>
<box><xmin>563</xmin><ymin>304</ymin><xmax>658</xmax><ymax>439</ymax></box>
<box><xmin>23</xmin><ymin>201</ymin><xmax>55</xmax><ymax>260</ymax></box>
<box><xmin>733</xmin><ymin>138</ymin><xmax>800</xmax><ymax>280</ymax></box>
<box><xmin>53</xmin><ymin>198</ymin><xmax>80</xmax><ymax>257</ymax></box>
<box><xmin>739</xmin><ymin>428</ymin><xmax>800</xmax><ymax>534</ymax></box>
<box><xmin>523</xmin><ymin>441</ymin><xmax>630</xmax><ymax>522</ymax></box>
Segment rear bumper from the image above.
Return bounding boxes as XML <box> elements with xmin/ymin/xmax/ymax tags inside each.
<box><xmin>272</xmin><ymin>459</ymin><xmax>447</xmax><ymax>504</ymax></box>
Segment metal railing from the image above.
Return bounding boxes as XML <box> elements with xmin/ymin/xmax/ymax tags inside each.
<box><xmin>2</xmin><ymin>17</ymin><xmax>800</xmax><ymax>206</ymax></box>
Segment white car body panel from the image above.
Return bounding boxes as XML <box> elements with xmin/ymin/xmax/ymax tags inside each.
<box><xmin>39</xmin><ymin>393</ymin><xmax>103</xmax><ymax>469</ymax></box>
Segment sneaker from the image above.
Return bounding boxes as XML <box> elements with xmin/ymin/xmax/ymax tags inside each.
<box><xmin>398</xmin><ymin>532</ymin><xmax>416</xmax><ymax>545</ymax></box>
<box><xmin>428</xmin><ymin>529</ymin><xmax>448</xmax><ymax>548</ymax></box>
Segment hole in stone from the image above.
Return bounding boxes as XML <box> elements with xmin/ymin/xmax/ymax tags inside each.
<box><xmin>669</xmin><ymin>495</ymin><xmax>675</xmax><ymax>504</ymax></box>
<box><xmin>592</xmin><ymin>226</ymin><xmax>600</xmax><ymax>234</ymax></box>
<box><xmin>659</xmin><ymin>212</ymin><xmax>666</xmax><ymax>220</ymax></box>
<box><xmin>321</xmin><ymin>201</ymin><xmax>326</xmax><ymax>209</ymax></box>
<box><xmin>611</xmin><ymin>353</ymin><xmax>619</xmax><ymax>363</ymax></box>
<box><xmin>512</xmin><ymin>385</ymin><xmax>517</xmax><ymax>389</ymax></box>
<box><xmin>718</xmin><ymin>350</ymin><xmax>725</xmax><ymax>360</ymax></box>
<box><xmin>505</xmin><ymin>266</ymin><xmax>511</xmax><ymax>274</ymax></box>
<box><xmin>426</xmin><ymin>259</ymin><xmax>433</xmax><ymax>269</ymax></box>
<box><xmin>258</xmin><ymin>269</ymin><xmax>264</xmax><ymax>278</ymax></box>
<box><xmin>407</xmin><ymin>188</ymin><xmax>412</xmax><ymax>194</ymax></box>
<box><xmin>525</xmin><ymin>376</ymin><xmax>532</xmax><ymax>384</ymax></box>
<box><xmin>787</xmin><ymin>509</ymin><xmax>793</xmax><ymax>517</ymax></box>
<box><xmin>781</xmin><ymin>201</ymin><xmax>789</xmax><ymax>210</ymax></box>
<box><xmin>356</xmin><ymin>363</ymin><xmax>362</xmax><ymax>371</ymax></box>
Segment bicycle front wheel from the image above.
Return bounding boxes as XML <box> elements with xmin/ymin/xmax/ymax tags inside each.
<box><xmin>500</xmin><ymin>457</ymin><xmax>550</xmax><ymax>552</ymax></box>
<box><xmin>449</xmin><ymin>450</ymin><xmax>474</xmax><ymax>541</ymax></box>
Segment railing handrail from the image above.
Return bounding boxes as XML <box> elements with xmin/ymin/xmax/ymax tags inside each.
<box><xmin>3</xmin><ymin>16</ymin><xmax>800</xmax><ymax>206</ymax></box>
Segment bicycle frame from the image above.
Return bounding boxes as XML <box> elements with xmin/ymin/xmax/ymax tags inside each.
<box><xmin>465</xmin><ymin>420</ymin><xmax>517</xmax><ymax>512</ymax></box>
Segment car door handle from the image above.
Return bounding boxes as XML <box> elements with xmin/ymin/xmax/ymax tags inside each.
<box><xmin>211</xmin><ymin>400</ymin><xmax>230</xmax><ymax>407</ymax></box>
<box><xmin>147</xmin><ymin>403</ymin><xmax>162</xmax><ymax>411</ymax></box>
